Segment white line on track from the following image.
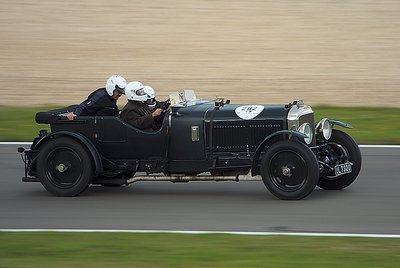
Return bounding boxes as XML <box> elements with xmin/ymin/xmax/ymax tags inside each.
<box><xmin>1</xmin><ymin>142</ymin><xmax>400</xmax><ymax>148</ymax></box>
<box><xmin>0</xmin><ymin>229</ymin><xmax>399</xmax><ymax>238</ymax></box>
<box><xmin>0</xmin><ymin>142</ymin><xmax>32</xmax><ymax>145</ymax></box>
<box><xmin>359</xmin><ymin>145</ymin><xmax>400</xmax><ymax>148</ymax></box>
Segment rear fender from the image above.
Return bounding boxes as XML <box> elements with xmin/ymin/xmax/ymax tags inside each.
<box><xmin>34</xmin><ymin>131</ymin><xmax>103</xmax><ymax>175</ymax></box>
<box><xmin>251</xmin><ymin>130</ymin><xmax>308</xmax><ymax>176</ymax></box>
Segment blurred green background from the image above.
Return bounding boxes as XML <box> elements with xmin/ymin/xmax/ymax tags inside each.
<box><xmin>1</xmin><ymin>105</ymin><xmax>399</xmax><ymax>144</ymax></box>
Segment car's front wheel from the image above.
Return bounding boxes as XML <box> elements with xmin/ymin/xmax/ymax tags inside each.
<box><xmin>37</xmin><ymin>137</ymin><xmax>93</xmax><ymax>196</ymax></box>
<box><xmin>317</xmin><ymin>129</ymin><xmax>362</xmax><ymax>190</ymax></box>
<box><xmin>260</xmin><ymin>140</ymin><xmax>319</xmax><ymax>200</ymax></box>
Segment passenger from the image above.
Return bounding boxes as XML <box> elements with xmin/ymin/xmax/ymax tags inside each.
<box><xmin>120</xmin><ymin>81</ymin><xmax>163</xmax><ymax>130</ymax></box>
<box><xmin>66</xmin><ymin>75</ymin><xmax>127</xmax><ymax>120</ymax></box>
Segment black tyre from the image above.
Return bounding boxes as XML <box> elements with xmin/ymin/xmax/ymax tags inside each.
<box><xmin>260</xmin><ymin>140</ymin><xmax>319</xmax><ymax>200</ymax></box>
<box><xmin>37</xmin><ymin>137</ymin><xmax>94</xmax><ymax>196</ymax></box>
<box><xmin>318</xmin><ymin>129</ymin><xmax>362</xmax><ymax>190</ymax></box>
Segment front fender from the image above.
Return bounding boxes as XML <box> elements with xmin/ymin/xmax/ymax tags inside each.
<box><xmin>251</xmin><ymin>130</ymin><xmax>308</xmax><ymax>176</ymax></box>
<box><xmin>34</xmin><ymin>131</ymin><xmax>103</xmax><ymax>175</ymax></box>
<box><xmin>330</xmin><ymin>119</ymin><xmax>353</xmax><ymax>129</ymax></box>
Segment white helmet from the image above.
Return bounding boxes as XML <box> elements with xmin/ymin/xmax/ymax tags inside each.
<box><xmin>125</xmin><ymin>81</ymin><xmax>147</xmax><ymax>102</ymax></box>
<box><xmin>144</xmin><ymin>85</ymin><xmax>156</xmax><ymax>99</ymax></box>
<box><xmin>143</xmin><ymin>85</ymin><xmax>157</xmax><ymax>109</ymax></box>
<box><xmin>106</xmin><ymin>75</ymin><xmax>127</xmax><ymax>96</ymax></box>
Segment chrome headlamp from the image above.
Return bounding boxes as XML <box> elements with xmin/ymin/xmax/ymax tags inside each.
<box><xmin>298</xmin><ymin>123</ymin><xmax>313</xmax><ymax>145</ymax></box>
<box><xmin>316</xmin><ymin>118</ymin><xmax>332</xmax><ymax>140</ymax></box>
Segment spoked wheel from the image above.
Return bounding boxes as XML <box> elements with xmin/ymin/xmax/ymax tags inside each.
<box><xmin>318</xmin><ymin>129</ymin><xmax>362</xmax><ymax>190</ymax></box>
<box><xmin>37</xmin><ymin>137</ymin><xmax>93</xmax><ymax>196</ymax></box>
<box><xmin>261</xmin><ymin>140</ymin><xmax>319</xmax><ymax>200</ymax></box>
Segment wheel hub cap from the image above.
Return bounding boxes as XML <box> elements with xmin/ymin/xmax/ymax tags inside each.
<box><xmin>282</xmin><ymin>166</ymin><xmax>292</xmax><ymax>177</ymax></box>
<box><xmin>56</xmin><ymin>163</ymin><xmax>68</xmax><ymax>173</ymax></box>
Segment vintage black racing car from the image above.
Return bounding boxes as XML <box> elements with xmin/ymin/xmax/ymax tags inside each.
<box><xmin>18</xmin><ymin>90</ymin><xmax>362</xmax><ymax>200</ymax></box>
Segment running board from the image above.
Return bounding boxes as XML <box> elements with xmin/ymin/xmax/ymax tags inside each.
<box><xmin>126</xmin><ymin>172</ymin><xmax>262</xmax><ymax>184</ymax></box>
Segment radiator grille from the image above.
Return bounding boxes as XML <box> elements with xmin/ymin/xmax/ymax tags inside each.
<box><xmin>206</xmin><ymin>120</ymin><xmax>283</xmax><ymax>152</ymax></box>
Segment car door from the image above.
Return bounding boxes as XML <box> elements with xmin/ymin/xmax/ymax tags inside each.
<box><xmin>95</xmin><ymin>117</ymin><xmax>168</xmax><ymax>160</ymax></box>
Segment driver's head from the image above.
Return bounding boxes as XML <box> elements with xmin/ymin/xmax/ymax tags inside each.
<box><xmin>143</xmin><ymin>85</ymin><xmax>157</xmax><ymax>110</ymax></box>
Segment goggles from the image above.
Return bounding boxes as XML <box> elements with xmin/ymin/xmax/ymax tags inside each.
<box><xmin>115</xmin><ymin>84</ymin><xmax>125</xmax><ymax>94</ymax></box>
<box><xmin>135</xmin><ymin>88</ymin><xmax>146</xmax><ymax>96</ymax></box>
<box><xmin>146</xmin><ymin>97</ymin><xmax>156</xmax><ymax>104</ymax></box>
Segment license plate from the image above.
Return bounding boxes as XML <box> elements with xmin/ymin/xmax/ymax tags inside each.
<box><xmin>334</xmin><ymin>162</ymin><xmax>353</xmax><ymax>176</ymax></box>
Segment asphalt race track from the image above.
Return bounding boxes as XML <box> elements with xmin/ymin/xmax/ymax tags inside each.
<box><xmin>1</xmin><ymin>144</ymin><xmax>399</xmax><ymax>235</ymax></box>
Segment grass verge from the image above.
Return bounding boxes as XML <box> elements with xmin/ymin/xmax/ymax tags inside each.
<box><xmin>313</xmin><ymin>106</ymin><xmax>400</xmax><ymax>145</ymax></box>
<box><xmin>0</xmin><ymin>105</ymin><xmax>399</xmax><ymax>144</ymax></box>
<box><xmin>0</xmin><ymin>232</ymin><xmax>399</xmax><ymax>267</ymax></box>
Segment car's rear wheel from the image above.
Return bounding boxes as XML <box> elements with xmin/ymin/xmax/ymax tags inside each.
<box><xmin>37</xmin><ymin>137</ymin><xmax>93</xmax><ymax>196</ymax></box>
<box><xmin>317</xmin><ymin>129</ymin><xmax>362</xmax><ymax>190</ymax></box>
<box><xmin>260</xmin><ymin>140</ymin><xmax>319</xmax><ymax>200</ymax></box>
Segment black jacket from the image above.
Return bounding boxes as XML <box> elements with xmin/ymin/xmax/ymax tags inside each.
<box><xmin>74</xmin><ymin>88</ymin><xmax>119</xmax><ymax>116</ymax></box>
<box><xmin>120</xmin><ymin>101</ymin><xmax>155</xmax><ymax>130</ymax></box>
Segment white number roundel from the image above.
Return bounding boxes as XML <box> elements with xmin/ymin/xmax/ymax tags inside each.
<box><xmin>235</xmin><ymin>105</ymin><xmax>264</xmax><ymax>120</ymax></box>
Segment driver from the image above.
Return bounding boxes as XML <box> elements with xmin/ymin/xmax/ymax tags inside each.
<box><xmin>143</xmin><ymin>85</ymin><xmax>169</xmax><ymax>129</ymax></box>
<box><xmin>143</xmin><ymin>85</ymin><xmax>170</xmax><ymax>112</ymax></box>
<box><xmin>120</xmin><ymin>81</ymin><xmax>163</xmax><ymax>130</ymax></box>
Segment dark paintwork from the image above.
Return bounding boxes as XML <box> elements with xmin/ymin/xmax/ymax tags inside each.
<box><xmin>24</xmin><ymin>101</ymin><xmax>292</xmax><ymax>176</ymax></box>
